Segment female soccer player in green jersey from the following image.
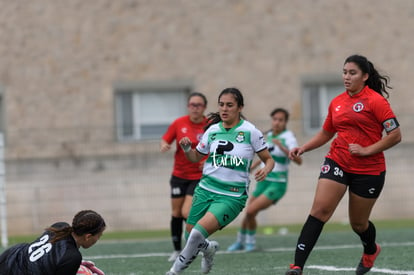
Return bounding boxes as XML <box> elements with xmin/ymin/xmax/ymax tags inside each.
<box><xmin>227</xmin><ymin>108</ymin><xmax>302</xmax><ymax>252</ymax></box>
<box><xmin>166</xmin><ymin>87</ymin><xmax>274</xmax><ymax>275</ymax></box>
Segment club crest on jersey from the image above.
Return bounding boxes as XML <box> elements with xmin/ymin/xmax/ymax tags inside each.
<box><xmin>321</xmin><ymin>164</ymin><xmax>330</xmax><ymax>174</ymax></box>
<box><xmin>181</xmin><ymin>127</ymin><xmax>188</xmax><ymax>134</ymax></box>
<box><xmin>235</xmin><ymin>132</ymin><xmax>245</xmax><ymax>143</ymax></box>
<box><xmin>353</xmin><ymin>102</ymin><xmax>364</xmax><ymax>112</ymax></box>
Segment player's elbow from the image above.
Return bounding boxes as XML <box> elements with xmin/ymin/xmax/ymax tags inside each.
<box><xmin>391</xmin><ymin>128</ymin><xmax>402</xmax><ymax>145</ymax></box>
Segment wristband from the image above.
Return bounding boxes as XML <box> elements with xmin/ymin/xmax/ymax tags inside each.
<box><xmin>181</xmin><ymin>143</ymin><xmax>191</xmax><ymax>153</ymax></box>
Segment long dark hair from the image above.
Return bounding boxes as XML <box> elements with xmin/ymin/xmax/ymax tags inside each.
<box><xmin>268</xmin><ymin>107</ymin><xmax>289</xmax><ymax>133</ymax></box>
<box><xmin>188</xmin><ymin>92</ymin><xmax>208</xmax><ymax>106</ymax></box>
<box><xmin>344</xmin><ymin>54</ymin><xmax>392</xmax><ymax>98</ymax></box>
<box><xmin>46</xmin><ymin>210</ymin><xmax>106</xmax><ymax>244</ymax></box>
<box><xmin>205</xmin><ymin>87</ymin><xmax>245</xmax><ymax>130</ymax></box>
<box><xmin>270</xmin><ymin>108</ymin><xmax>289</xmax><ymax>121</ymax></box>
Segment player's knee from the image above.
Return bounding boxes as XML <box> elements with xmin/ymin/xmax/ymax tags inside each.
<box><xmin>350</xmin><ymin>221</ymin><xmax>368</xmax><ymax>233</ymax></box>
<box><xmin>310</xmin><ymin>208</ymin><xmax>333</xmax><ymax>222</ymax></box>
<box><xmin>245</xmin><ymin>208</ymin><xmax>259</xmax><ymax>218</ymax></box>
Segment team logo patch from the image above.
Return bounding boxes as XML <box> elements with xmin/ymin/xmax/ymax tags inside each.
<box><xmin>353</xmin><ymin>102</ymin><xmax>364</xmax><ymax>112</ymax></box>
<box><xmin>321</xmin><ymin>164</ymin><xmax>330</xmax><ymax>174</ymax></box>
<box><xmin>235</xmin><ymin>132</ymin><xmax>245</xmax><ymax>143</ymax></box>
<box><xmin>181</xmin><ymin>127</ymin><xmax>188</xmax><ymax>134</ymax></box>
<box><xmin>383</xmin><ymin>118</ymin><xmax>398</xmax><ymax>132</ymax></box>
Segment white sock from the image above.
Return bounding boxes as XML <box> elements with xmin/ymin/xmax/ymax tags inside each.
<box><xmin>246</xmin><ymin>232</ymin><xmax>256</xmax><ymax>245</ymax></box>
<box><xmin>170</xmin><ymin>228</ymin><xmax>208</xmax><ymax>272</ymax></box>
<box><xmin>236</xmin><ymin>231</ymin><xmax>246</xmax><ymax>244</ymax></box>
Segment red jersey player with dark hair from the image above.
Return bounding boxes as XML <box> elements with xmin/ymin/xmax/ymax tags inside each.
<box><xmin>160</xmin><ymin>92</ymin><xmax>208</xmax><ymax>262</ymax></box>
<box><xmin>285</xmin><ymin>54</ymin><xmax>401</xmax><ymax>275</ymax></box>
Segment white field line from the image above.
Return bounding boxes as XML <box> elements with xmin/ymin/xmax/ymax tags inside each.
<box><xmin>308</xmin><ymin>265</ymin><xmax>414</xmax><ymax>275</ymax></box>
<box><xmin>87</xmin><ymin>241</ymin><xmax>414</xmax><ymax>258</ymax></box>
<box><xmin>86</xmin><ymin>241</ymin><xmax>414</xmax><ymax>274</ymax></box>
<box><xmin>264</xmin><ymin>241</ymin><xmax>414</xmax><ymax>252</ymax></box>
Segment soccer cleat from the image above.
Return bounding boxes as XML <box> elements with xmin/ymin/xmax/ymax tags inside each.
<box><xmin>168</xmin><ymin>250</ymin><xmax>181</xmax><ymax>262</ymax></box>
<box><xmin>356</xmin><ymin>244</ymin><xmax>381</xmax><ymax>275</ymax></box>
<box><xmin>285</xmin><ymin>264</ymin><xmax>303</xmax><ymax>275</ymax></box>
<box><xmin>227</xmin><ymin>241</ymin><xmax>244</xmax><ymax>252</ymax></box>
<box><xmin>201</xmin><ymin>240</ymin><xmax>219</xmax><ymax>274</ymax></box>
<box><xmin>244</xmin><ymin>243</ymin><xmax>256</xmax><ymax>252</ymax></box>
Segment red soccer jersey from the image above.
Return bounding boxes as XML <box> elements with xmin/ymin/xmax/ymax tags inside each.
<box><xmin>323</xmin><ymin>86</ymin><xmax>398</xmax><ymax>175</ymax></box>
<box><xmin>162</xmin><ymin>115</ymin><xmax>208</xmax><ymax>179</ymax></box>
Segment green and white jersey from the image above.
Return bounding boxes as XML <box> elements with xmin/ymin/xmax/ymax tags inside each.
<box><xmin>196</xmin><ymin>120</ymin><xmax>267</xmax><ymax>197</ymax></box>
<box><xmin>260</xmin><ymin>130</ymin><xmax>298</xmax><ymax>182</ymax></box>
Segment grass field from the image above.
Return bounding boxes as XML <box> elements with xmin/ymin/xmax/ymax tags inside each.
<box><xmin>1</xmin><ymin>220</ymin><xmax>413</xmax><ymax>274</ymax></box>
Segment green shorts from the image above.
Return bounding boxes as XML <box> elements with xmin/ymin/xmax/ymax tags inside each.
<box><xmin>252</xmin><ymin>172</ymin><xmax>287</xmax><ymax>202</ymax></box>
<box><xmin>187</xmin><ymin>186</ymin><xmax>247</xmax><ymax>228</ymax></box>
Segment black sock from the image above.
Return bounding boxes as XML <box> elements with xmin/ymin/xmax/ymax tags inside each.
<box><xmin>355</xmin><ymin>220</ymin><xmax>377</xmax><ymax>254</ymax></box>
<box><xmin>171</xmin><ymin>216</ymin><xmax>184</xmax><ymax>251</ymax></box>
<box><xmin>294</xmin><ymin>215</ymin><xmax>325</xmax><ymax>269</ymax></box>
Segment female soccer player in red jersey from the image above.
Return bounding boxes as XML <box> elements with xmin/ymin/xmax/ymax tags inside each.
<box><xmin>160</xmin><ymin>92</ymin><xmax>208</xmax><ymax>262</ymax></box>
<box><xmin>285</xmin><ymin>55</ymin><xmax>401</xmax><ymax>275</ymax></box>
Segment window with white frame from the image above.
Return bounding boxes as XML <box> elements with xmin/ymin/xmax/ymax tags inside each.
<box><xmin>302</xmin><ymin>77</ymin><xmax>343</xmax><ymax>135</ymax></box>
<box><xmin>114</xmin><ymin>82</ymin><xmax>191</xmax><ymax>141</ymax></box>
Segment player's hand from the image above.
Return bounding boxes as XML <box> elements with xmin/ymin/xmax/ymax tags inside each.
<box><xmin>348</xmin><ymin>143</ymin><xmax>367</xmax><ymax>156</ymax></box>
<box><xmin>81</xmin><ymin>261</ymin><xmax>105</xmax><ymax>275</ymax></box>
<box><xmin>160</xmin><ymin>143</ymin><xmax>171</xmax><ymax>153</ymax></box>
<box><xmin>289</xmin><ymin>147</ymin><xmax>304</xmax><ymax>160</ymax></box>
<box><xmin>254</xmin><ymin>168</ymin><xmax>267</xmax><ymax>182</ymax></box>
<box><xmin>179</xmin><ymin>137</ymin><xmax>192</xmax><ymax>152</ymax></box>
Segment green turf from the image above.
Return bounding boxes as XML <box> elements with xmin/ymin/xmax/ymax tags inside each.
<box><xmin>80</xmin><ymin>226</ymin><xmax>414</xmax><ymax>274</ymax></box>
<box><xmin>1</xmin><ymin>220</ymin><xmax>413</xmax><ymax>274</ymax></box>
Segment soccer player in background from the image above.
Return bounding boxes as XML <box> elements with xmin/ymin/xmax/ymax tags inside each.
<box><xmin>227</xmin><ymin>107</ymin><xmax>302</xmax><ymax>252</ymax></box>
<box><xmin>165</xmin><ymin>87</ymin><xmax>274</xmax><ymax>275</ymax></box>
<box><xmin>0</xmin><ymin>210</ymin><xmax>106</xmax><ymax>275</ymax></box>
<box><xmin>160</xmin><ymin>92</ymin><xmax>208</xmax><ymax>262</ymax></box>
<box><xmin>285</xmin><ymin>54</ymin><xmax>402</xmax><ymax>275</ymax></box>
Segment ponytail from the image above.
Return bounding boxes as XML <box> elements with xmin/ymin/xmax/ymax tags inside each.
<box><xmin>345</xmin><ymin>55</ymin><xmax>392</xmax><ymax>98</ymax></box>
<box><xmin>205</xmin><ymin>112</ymin><xmax>221</xmax><ymax>130</ymax></box>
<box><xmin>46</xmin><ymin>210</ymin><xmax>106</xmax><ymax>244</ymax></box>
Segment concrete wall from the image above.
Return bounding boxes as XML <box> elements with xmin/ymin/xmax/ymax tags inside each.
<box><xmin>0</xmin><ymin>0</ymin><xmax>413</xmax><ymax>235</ymax></box>
<box><xmin>4</xmin><ymin>130</ymin><xmax>413</xmax><ymax>236</ymax></box>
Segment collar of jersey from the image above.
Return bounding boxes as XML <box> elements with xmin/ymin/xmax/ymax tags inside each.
<box><xmin>219</xmin><ymin>119</ymin><xmax>244</xmax><ymax>132</ymax></box>
<box><xmin>347</xmin><ymin>85</ymin><xmax>368</xmax><ymax>98</ymax></box>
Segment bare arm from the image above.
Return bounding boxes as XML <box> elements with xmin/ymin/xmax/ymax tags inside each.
<box><xmin>273</xmin><ymin>138</ymin><xmax>303</xmax><ymax>165</ymax></box>
<box><xmin>179</xmin><ymin>137</ymin><xmax>205</xmax><ymax>163</ymax></box>
<box><xmin>253</xmin><ymin>149</ymin><xmax>275</xmax><ymax>182</ymax></box>
<box><xmin>349</xmin><ymin>127</ymin><xmax>402</xmax><ymax>156</ymax></box>
<box><xmin>160</xmin><ymin>139</ymin><xmax>171</xmax><ymax>153</ymax></box>
<box><xmin>289</xmin><ymin>129</ymin><xmax>335</xmax><ymax>159</ymax></box>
